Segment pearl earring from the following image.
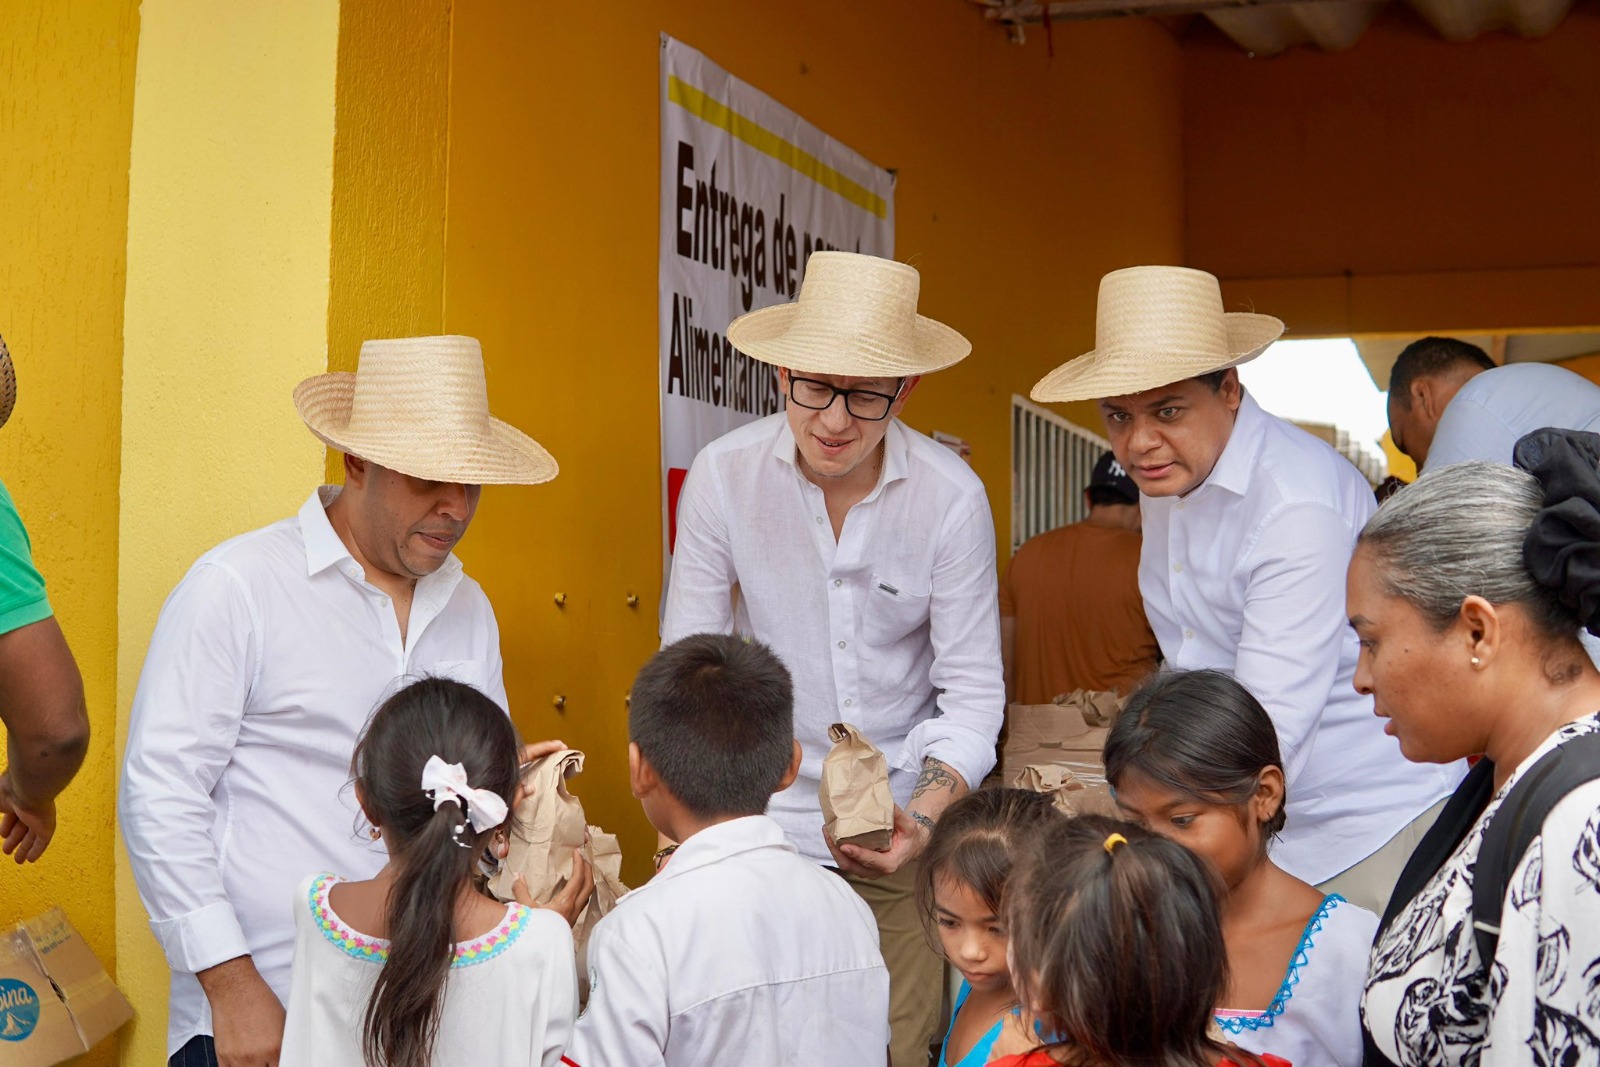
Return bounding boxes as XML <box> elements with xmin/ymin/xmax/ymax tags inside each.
<box><xmin>1471</xmin><ymin>656</ymin><xmax>1482</xmax><ymax>668</ymax></box>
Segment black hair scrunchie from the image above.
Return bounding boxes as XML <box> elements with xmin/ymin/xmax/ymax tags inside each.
<box><xmin>1514</xmin><ymin>427</ymin><xmax>1600</xmax><ymax>637</ymax></box>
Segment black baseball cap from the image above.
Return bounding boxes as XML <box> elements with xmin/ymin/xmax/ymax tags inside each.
<box><xmin>1089</xmin><ymin>451</ymin><xmax>1139</xmax><ymax>504</ymax></box>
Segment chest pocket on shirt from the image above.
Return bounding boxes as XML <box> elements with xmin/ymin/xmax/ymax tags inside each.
<box><xmin>424</xmin><ymin>659</ymin><xmax>499</xmax><ymax>699</ymax></box>
<box><xmin>861</xmin><ymin>574</ymin><xmax>932</xmax><ymax>647</ymax></box>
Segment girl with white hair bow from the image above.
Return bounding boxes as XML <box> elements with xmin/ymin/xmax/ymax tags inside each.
<box><xmin>279</xmin><ymin>676</ymin><xmax>592</xmax><ymax>1067</ymax></box>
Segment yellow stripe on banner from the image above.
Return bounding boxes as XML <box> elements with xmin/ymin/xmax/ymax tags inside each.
<box><xmin>668</xmin><ymin>75</ymin><xmax>888</xmax><ymax>221</ymax></box>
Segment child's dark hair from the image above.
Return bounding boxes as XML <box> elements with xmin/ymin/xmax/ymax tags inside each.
<box><xmin>1005</xmin><ymin>815</ymin><xmax>1271</xmax><ymax>1067</ymax></box>
<box><xmin>351</xmin><ymin>676</ymin><xmax>520</xmax><ymax>1067</ymax></box>
<box><xmin>629</xmin><ymin>633</ymin><xmax>794</xmax><ymax>818</ymax></box>
<box><xmin>1104</xmin><ymin>669</ymin><xmax>1287</xmax><ymax>839</ymax></box>
<box><xmin>915</xmin><ymin>788</ymin><xmax>1061</xmax><ymax>944</ymax></box>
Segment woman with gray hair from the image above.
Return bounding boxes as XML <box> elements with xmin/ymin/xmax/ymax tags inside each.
<box><xmin>1351</xmin><ymin>428</ymin><xmax>1600</xmax><ymax>1067</ymax></box>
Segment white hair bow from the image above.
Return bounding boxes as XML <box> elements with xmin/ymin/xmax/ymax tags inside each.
<box><xmin>420</xmin><ymin>755</ymin><xmax>509</xmax><ymax>841</ymax></box>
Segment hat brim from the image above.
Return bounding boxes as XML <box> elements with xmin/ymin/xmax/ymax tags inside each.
<box><xmin>1030</xmin><ymin>313</ymin><xmax>1284</xmax><ymax>404</ymax></box>
<box><xmin>294</xmin><ymin>373</ymin><xmax>559</xmax><ymax>486</ymax></box>
<box><xmin>727</xmin><ymin>302</ymin><xmax>972</xmax><ymax>378</ymax></box>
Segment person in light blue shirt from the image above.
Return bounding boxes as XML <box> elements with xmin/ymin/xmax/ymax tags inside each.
<box><xmin>1386</xmin><ymin>336</ymin><xmax>1600</xmax><ymax>472</ymax></box>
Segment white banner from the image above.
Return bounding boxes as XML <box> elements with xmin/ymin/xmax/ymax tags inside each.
<box><xmin>659</xmin><ymin>35</ymin><xmax>895</xmax><ymax>583</ymax></box>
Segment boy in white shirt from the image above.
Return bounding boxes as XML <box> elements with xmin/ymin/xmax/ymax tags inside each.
<box><xmin>563</xmin><ymin>634</ymin><xmax>890</xmax><ymax>1066</ymax></box>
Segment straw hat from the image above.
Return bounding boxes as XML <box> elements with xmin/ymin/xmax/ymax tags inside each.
<box><xmin>726</xmin><ymin>251</ymin><xmax>970</xmax><ymax>377</ymax></box>
<box><xmin>294</xmin><ymin>336</ymin><xmax>557</xmax><ymax>485</ymax></box>
<box><xmin>0</xmin><ymin>334</ymin><xmax>15</xmax><ymax>430</ymax></box>
<box><xmin>1031</xmin><ymin>266</ymin><xmax>1284</xmax><ymax>403</ymax></box>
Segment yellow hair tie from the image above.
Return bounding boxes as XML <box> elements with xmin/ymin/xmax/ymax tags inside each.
<box><xmin>1103</xmin><ymin>832</ymin><xmax>1128</xmax><ymax>855</ymax></box>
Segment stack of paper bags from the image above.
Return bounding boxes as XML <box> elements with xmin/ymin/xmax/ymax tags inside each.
<box><xmin>819</xmin><ymin>722</ymin><xmax>895</xmax><ymax>852</ymax></box>
<box><xmin>489</xmin><ymin>749</ymin><xmax>628</xmax><ymax>996</ymax></box>
<box><xmin>1001</xmin><ymin>689</ymin><xmax>1123</xmax><ymax>812</ymax></box>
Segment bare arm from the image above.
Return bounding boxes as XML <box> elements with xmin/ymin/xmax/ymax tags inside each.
<box><xmin>196</xmin><ymin>956</ymin><xmax>285</xmax><ymax>1067</ymax></box>
<box><xmin>907</xmin><ymin>756</ymin><xmax>968</xmax><ymax>827</ymax></box>
<box><xmin>0</xmin><ymin>615</ymin><xmax>88</xmax><ymax>862</ymax></box>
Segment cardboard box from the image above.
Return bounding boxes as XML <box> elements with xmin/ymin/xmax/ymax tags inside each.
<box><xmin>0</xmin><ymin>909</ymin><xmax>133</xmax><ymax>1065</ymax></box>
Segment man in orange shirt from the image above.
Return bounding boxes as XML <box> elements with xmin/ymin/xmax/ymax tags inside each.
<box><xmin>1001</xmin><ymin>451</ymin><xmax>1159</xmax><ymax>703</ymax></box>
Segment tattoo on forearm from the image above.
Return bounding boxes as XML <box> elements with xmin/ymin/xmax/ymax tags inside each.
<box><xmin>911</xmin><ymin>759</ymin><xmax>958</xmax><ymax>802</ymax></box>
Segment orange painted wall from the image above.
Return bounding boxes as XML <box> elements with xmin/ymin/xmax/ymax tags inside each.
<box><xmin>1183</xmin><ymin>7</ymin><xmax>1600</xmax><ymax>337</ymax></box>
<box><xmin>442</xmin><ymin>0</ymin><xmax>1185</xmax><ymax>882</ymax></box>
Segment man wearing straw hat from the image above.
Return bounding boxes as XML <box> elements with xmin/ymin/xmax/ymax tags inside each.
<box><xmin>121</xmin><ymin>337</ymin><xmax>565</xmax><ymax>1067</ymax></box>
<box><xmin>664</xmin><ymin>251</ymin><xmax>1004</xmax><ymax>1065</ymax></box>
<box><xmin>1031</xmin><ymin>267</ymin><xmax>1462</xmax><ymax>914</ymax></box>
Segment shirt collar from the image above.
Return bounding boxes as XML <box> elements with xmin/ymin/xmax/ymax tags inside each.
<box><xmin>299</xmin><ymin>486</ymin><xmax>353</xmax><ymax>577</ymax></box>
<box><xmin>1194</xmin><ymin>390</ymin><xmax>1267</xmax><ymax>499</ymax></box>
<box><xmin>769</xmin><ymin>415</ymin><xmax>911</xmax><ymax>498</ymax></box>
<box><xmin>654</xmin><ymin>815</ymin><xmax>793</xmax><ymax>882</ymax></box>
<box><xmin>297</xmin><ymin>485</ymin><xmax>465</xmax><ymax>589</ymax></box>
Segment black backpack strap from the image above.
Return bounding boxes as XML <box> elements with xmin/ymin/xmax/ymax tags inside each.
<box><xmin>1377</xmin><ymin>757</ymin><xmax>1497</xmax><ymax>937</ymax></box>
<box><xmin>1364</xmin><ymin>759</ymin><xmax>1497</xmax><ymax>1067</ymax></box>
<box><xmin>1471</xmin><ymin>730</ymin><xmax>1600</xmax><ymax>967</ymax></box>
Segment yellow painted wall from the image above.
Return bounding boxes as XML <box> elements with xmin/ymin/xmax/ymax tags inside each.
<box><xmin>444</xmin><ymin>0</ymin><xmax>1186</xmax><ymax>883</ymax></box>
<box><xmin>0</xmin><ymin>7</ymin><xmax>138</xmax><ymax>1067</ymax></box>
<box><xmin>116</xmin><ymin>2</ymin><xmax>342</xmax><ymax>1061</ymax></box>
<box><xmin>324</xmin><ymin>0</ymin><xmax>452</xmax><ymax>479</ymax></box>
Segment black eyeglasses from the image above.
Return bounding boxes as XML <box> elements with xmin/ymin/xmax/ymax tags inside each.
<box><xmin>786</xmin><ymin>376</ymin><xmax>903</xmax><ymax>421</ymax></box>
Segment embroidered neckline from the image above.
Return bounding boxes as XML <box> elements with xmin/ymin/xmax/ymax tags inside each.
<box><xmin>1213</xmin><ymin>893</ymin><xmax>1345</xmax><ymax>1034</ymax></box>
<box><xmin>307</xmin><ymin>872</ymin><xmax>531</xmax><ymax>968</ymax></box>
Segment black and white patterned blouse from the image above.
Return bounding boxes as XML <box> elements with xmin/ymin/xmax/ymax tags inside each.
<box><xmin>1363</xmin><ymin>715</ymin><xmax>1600</xmax><ymax>1066</ymax></box>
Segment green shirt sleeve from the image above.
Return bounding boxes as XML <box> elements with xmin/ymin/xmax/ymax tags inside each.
<box><xmin>0</xmin><ymin>478</ymin><xmax>53</xmax><ymax>634</ymax></box>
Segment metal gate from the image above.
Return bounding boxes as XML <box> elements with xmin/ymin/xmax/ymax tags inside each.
<box><xmin>1010</xmin><ymin>395</ymin><xmax>1111</xmax><ymax>554</ymax></box>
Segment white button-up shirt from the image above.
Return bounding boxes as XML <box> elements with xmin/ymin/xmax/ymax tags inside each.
<box><xmin>1424</xmin><ymin>362</ymin><xmax>1600</xmax><ymax>471</ymax></box>
<box><xmin>1141</xmin><ymin>393</ymin><xmax>1463</xmax><ymax>883</ymax></box>
<box><xmin>564</xmin><ymin>815</ymin><xmax>890</xmax><ymax>1066</ymax></box>
<box><xmin>120</xmin><ymin>488</ymin><xmax>508</xmax><ymax>1056</ymax></box>
<box><xmin>662</xmin><ymin>414</ymin><xmax>1004</xmax><ymax>864</ymax></box>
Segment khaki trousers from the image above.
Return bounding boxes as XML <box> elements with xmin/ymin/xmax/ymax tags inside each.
<box><xmin>845</xmin><ymin>860</ymin><xmax>943</xmax><ymax>1067</ymax></box>
<box><xmin>1315</xmin><ymin>795</ymin><xmax>1449</xmax><ymax>915</ymax></box>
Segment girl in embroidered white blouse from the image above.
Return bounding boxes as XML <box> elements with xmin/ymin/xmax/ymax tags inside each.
<box><xmin>1349</xmin><ymin>431</ymin><xmax>1600</xmax><ymax>1067</ymax></box>
<box><xmin>279</xmin><ymin>677</ymin><xmax>593</xmax><ymax>1067</ymax></box>
<box><xmin>1104</xmin><ymin>669</ymin><xmax>1378</xmax><ymax>1067</ymax></box>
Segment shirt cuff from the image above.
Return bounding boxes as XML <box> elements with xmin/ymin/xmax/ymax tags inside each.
<box><xmin>150</xmin><ymin>901</ymin><xmax>251</xmax><ymax>975</ymax></box>
<box><xmin>895</xmin><ymin>718</ymin><xmax>999</xmax><ymax>795</ymax></box>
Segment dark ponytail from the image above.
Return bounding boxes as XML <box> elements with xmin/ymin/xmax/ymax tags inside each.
<box><xmin>351</xmin><ymin>677</ymin><xmax>519</xmax><ymax>1067</ymax></box>
<box><xmin>1004</xmin><ymin>815</ymin><xmax>1272</xmax><ymax>1067</ymax></box>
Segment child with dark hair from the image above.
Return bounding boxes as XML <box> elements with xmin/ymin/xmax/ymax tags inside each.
<box><xmin>564</xmin><ymin>633</ymin><xmax>889</xmax><ymax>1065</ymax></box>
<box><xmin>1104</xmin><ymin>670</ymin><xmax>1377</xmax><ymax>1067</ymax></box>
<box><xmin>915</xmin><ymin>789</ymin><xmax>1060</xmax><ymax>1067</ymax></box>
<box><xmin>280</xmin><ymin>676</ymin><xmax>591</xmax><ymax>1067</ymax></box>
<box><xmin>990</xmin><ymin>815</ymin><xmax>1287</xmax><ymax>1067</ymax></box>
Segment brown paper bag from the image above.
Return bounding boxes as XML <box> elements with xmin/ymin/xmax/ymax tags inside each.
<box><xmin>572</xmin><ymin>827</ymin><xmax>628</xmax><ymax>990</ymax></box>
<box><xmin>488</xmin><ymin>749</ymin><xmax>629</xmax><ymax>997</ymax></box>
<box><xmin>819</xmin><ymin>722</ymin><xmax>894</xmax><ymax>852</ymax></box>
<box><xmin>999</xmin><ymin>689</ymin><xmax>1122</xmax><ymax>787</ymax></box>
<box><xmin>489</xmin><ymin>749</ymin><xmax>587</xmax><ymax>903</ymax></box>
<box><xmin>1014</xmin><ymin>763</ymin><xmax>1117</xmax><ymax>817</ymax></box>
